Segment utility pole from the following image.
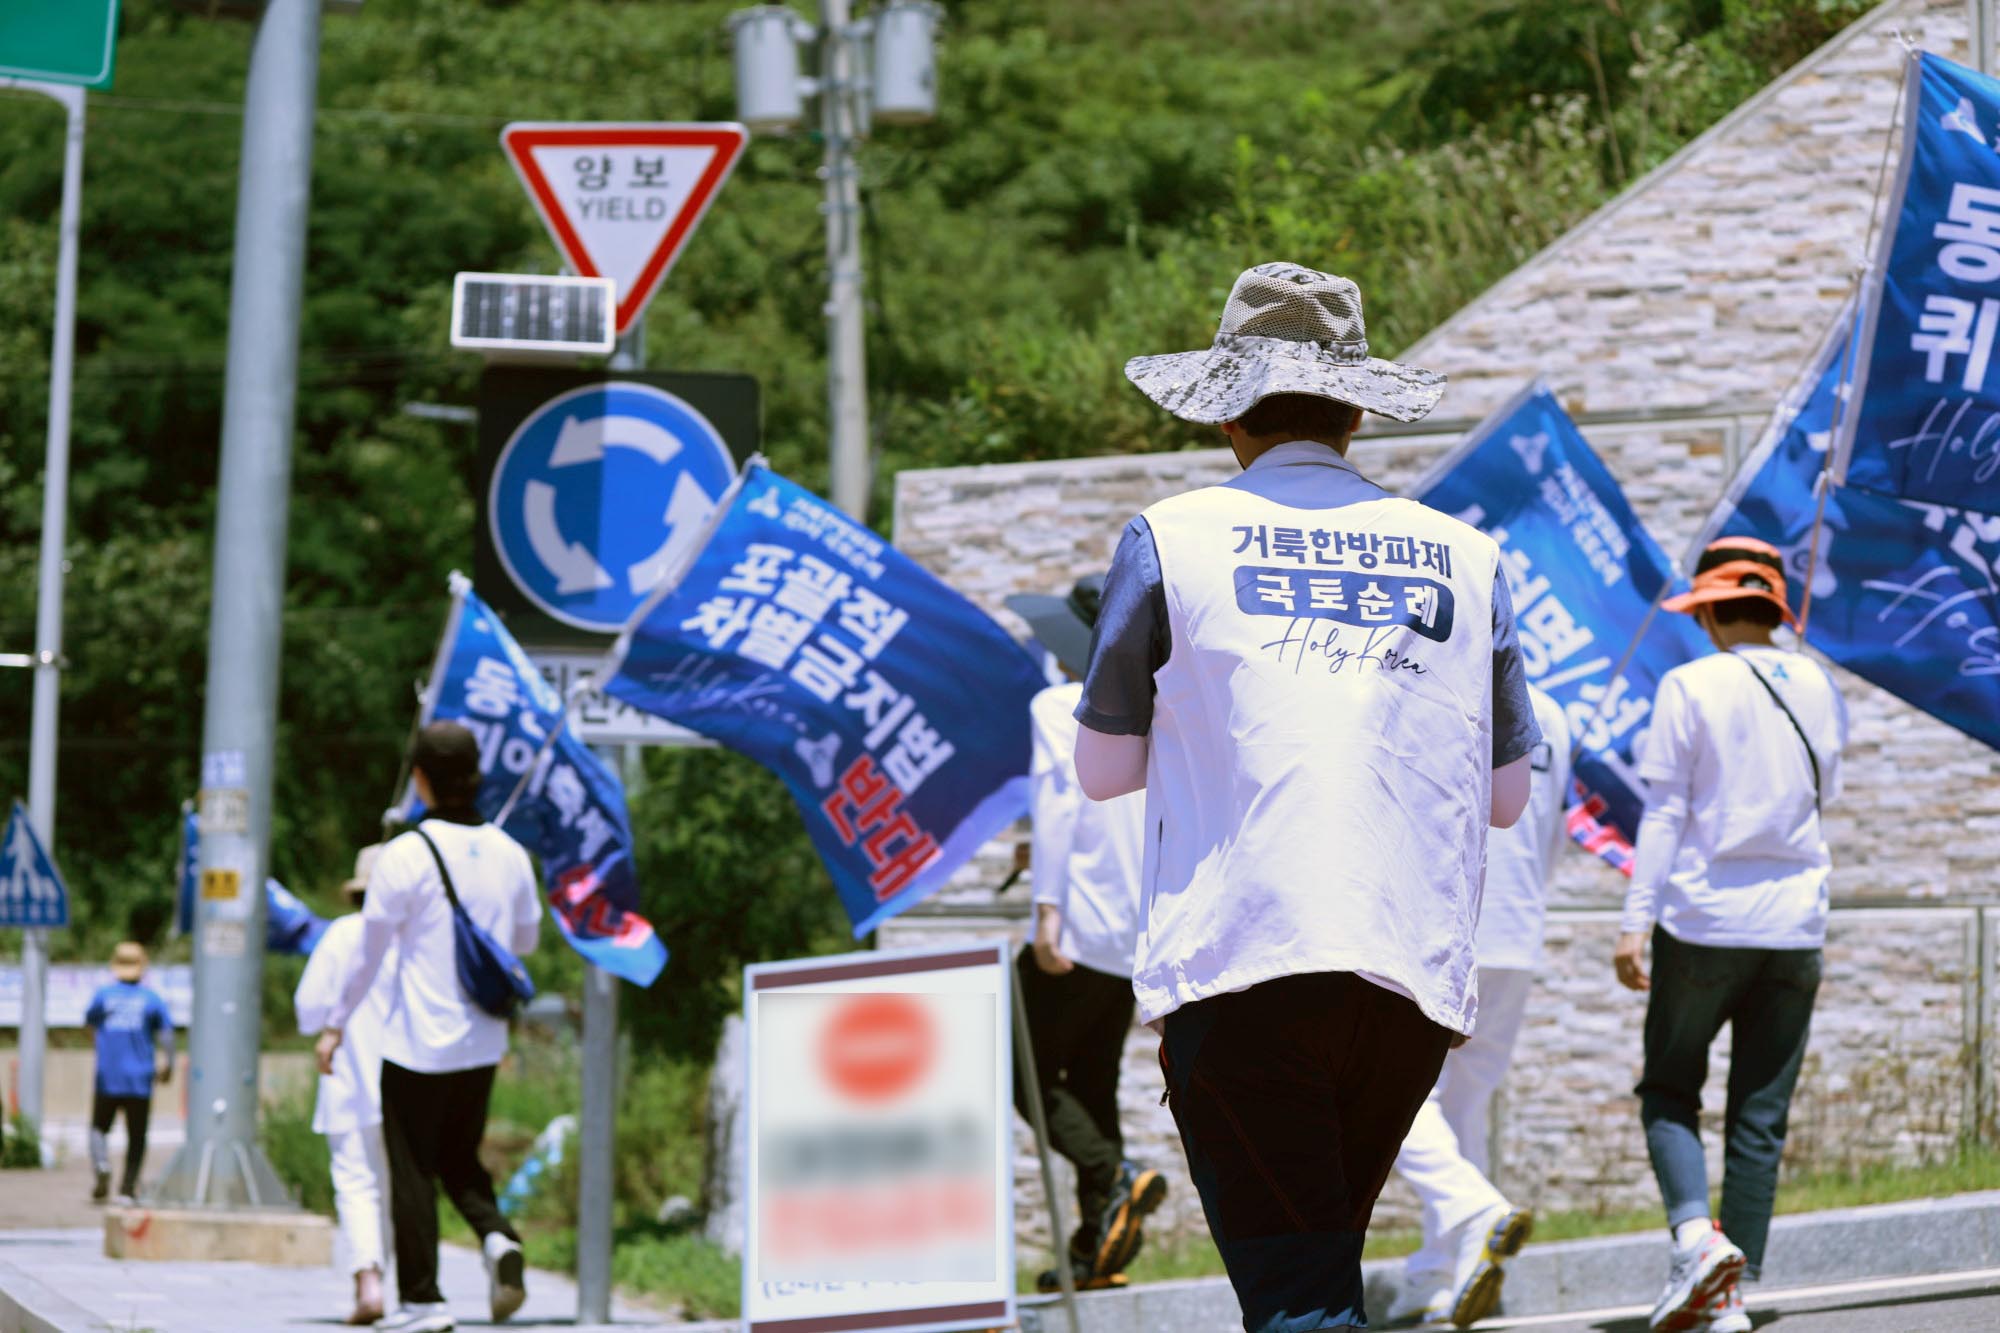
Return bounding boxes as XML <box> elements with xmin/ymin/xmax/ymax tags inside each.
<box><xmin>819</xmin><ymin>0</ymin><xmax>871</xmax><ymax>520</ymax></box>
<box><xmin>155</xmin><ymin>0</ymin><xmax>323</xmax><ymax>1207</ymax></box>
<box><xmin>574</xmin><ymin>326</ymin><xmax>641</xmax><ymax>1323</ymax></box>
<box><xmin>728</xmin><ymin>1</ymin><xmax>940</xmax><ymax>522</ymax></box>
<box><xmin>1977</xmin><ymin>0</ymin><xmax>1995</xmax><ymax>75</ymax></box>
<box><xmin>10</xmin><ymin>76</ymin><xmax>85</xmax><ymax>1145</ymax></box>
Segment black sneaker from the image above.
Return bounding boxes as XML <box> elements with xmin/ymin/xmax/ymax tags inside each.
<box><xmin>1090</xmin><ymin>1161</ymin><xmax>1168</xmax><ymax>1279</ymax></box>
<box><xmin>91</xmin><ymin>1170</ymin><xmax>109</xmax><ymax>1203</ymax></box>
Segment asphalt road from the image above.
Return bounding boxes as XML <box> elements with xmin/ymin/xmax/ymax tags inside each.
<box><xmin>1486</xmin><ymin>1267</ymin><xmax>2000</xmax><ymax>1332</ymax></box>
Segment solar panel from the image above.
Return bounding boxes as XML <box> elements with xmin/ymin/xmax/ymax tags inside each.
<box><xmin>451</xmin><ymin>273</ymin><xmax>617</xmax><ymax>357</ymax></box>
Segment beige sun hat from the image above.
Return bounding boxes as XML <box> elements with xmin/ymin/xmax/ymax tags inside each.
<box><xmin>110</xmin><ymin>941</ymin><xmax>147</xmax><ymax>982</ymax></box>
<box><xmin>1124</xmin><ymin>261</ymin><xmax>1447</xmax><ymax>425</ymax></box>
<box><xmin>342</xmin><ymin>843</ymin><xmax>384</xmax><ymax>903</ymax></box>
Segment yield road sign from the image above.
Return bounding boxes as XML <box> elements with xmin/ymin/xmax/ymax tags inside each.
<box><xmin>487</xmin><ymin>377</ymin><xmax>741</xmax><ymax>633</ymax></box>
<box><xmin>1</xmin><ymin>801</ymin><xmax>69</xmax><ymax>928</ymax></box>
<box><xmin>501</xmin><ymin>122</ymin><xmax>748</xmax><ymax>337</ymax></box>
<box><xmin>0</xmin><ymin>0</ymin><xmax>120</xmax><ymax>89</ymax></box>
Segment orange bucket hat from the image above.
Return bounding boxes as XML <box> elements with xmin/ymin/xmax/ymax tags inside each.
<box><xmin>1662</xmin><ymin>536</ymin><xmax>1798</xmax><ymax>629</ymax></box>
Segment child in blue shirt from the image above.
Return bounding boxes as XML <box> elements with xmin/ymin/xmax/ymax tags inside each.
<box><xmin>85</xmin><ymin>942</ymin><xmax>174</xmax><ymax>1203</ymax></box>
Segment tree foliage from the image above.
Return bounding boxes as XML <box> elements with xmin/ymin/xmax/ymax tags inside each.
<box><xmin>0</xmin><ymin>0</ymin><xmax>1868</xmax><ymax>1057</ymax></box>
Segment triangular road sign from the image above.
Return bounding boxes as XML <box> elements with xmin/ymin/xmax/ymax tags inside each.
<box><xmin>501</xmin><ymin>122</ymin><xmax>749</xmax><ymax>337</ymax></box>
<box><xmin>0</xmin><ymin>801</ymin><xmax>69</xmax><ymax>929</ymax></box>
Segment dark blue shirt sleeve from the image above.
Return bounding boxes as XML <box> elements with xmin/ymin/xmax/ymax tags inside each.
<box><xmin>1491</xmin><ymin>566</ymin><xmax>1540</xmax><ymax>767</ymax></box>
<box><xmin>1075</xmin><ymin>516</ymin><xmax>1169</xmax><ymax>737</ymax></box>
<box><xmin>150</xmin><ymin>991</ymin><xmax>172</xmax><ymax>1035</ymax></box>
<box><xmin>85</xmin><ymin>990</ymin><xmax>104</xmax><ymax>1029</ymax></box>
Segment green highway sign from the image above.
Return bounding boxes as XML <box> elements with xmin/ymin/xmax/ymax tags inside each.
<box><xmin>0</xmin><ymin>0</ymin><xmax>120</xmax><ymax>90</ymax></box>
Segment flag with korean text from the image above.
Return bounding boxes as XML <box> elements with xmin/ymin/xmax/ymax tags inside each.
<box><xmin>1836</xmin><ymin>50</ymin><xmax>2000</xmax><ymax>511</ymax></box>
<box><xmin>1412</xmin><ymin>385</ymin><xmax>1711</xmax><ymax>873</ymax></box>
<box><xmin>1704</xmin><ymin>301</ymin><xmax>2000</xmax><ymax>748</ymax></box>
<box><xmin>601</xmin><ymin>463</ymin><xmax>1044</xmax><ymax>937</ymax></box>
<box><xmin>418</xmin><ymin>578</ymin><xmax>667</xmax><ymax>986</ymax></box>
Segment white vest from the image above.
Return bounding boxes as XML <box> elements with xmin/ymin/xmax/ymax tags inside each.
<box><xmin>1137</xmin><ymin>483</ymin><xmax>1501</xmax><ymax>1034</ymax></box>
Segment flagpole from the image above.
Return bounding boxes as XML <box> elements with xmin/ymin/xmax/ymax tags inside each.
<box><xmin>1797</xmin><ymin>289</ymin><xmax>1870</xmax><ymax>639</ymax></box>
<box><xmin>386</xmin><ymin>571</ymin><xmax>473</xmax><ymax>834</ymax></box>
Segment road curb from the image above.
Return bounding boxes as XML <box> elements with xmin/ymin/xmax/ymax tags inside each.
<box><xmin>0</xmin><ymin>1257</ymin><xmax>108</xmax><ymax>1333</ymax></box>
<box><xmin>1017</xmin><ymin>1189</ymin><xmax>2000</xmax><ymax>1331</ymax></box>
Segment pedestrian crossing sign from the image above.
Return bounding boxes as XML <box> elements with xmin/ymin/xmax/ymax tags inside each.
<box><xmin>0</xmin><ymin>801</ymin><xmax>69</xmax><ymax>928</ymax></box>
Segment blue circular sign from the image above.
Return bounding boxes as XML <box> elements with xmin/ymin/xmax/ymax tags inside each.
<box><xmin>489</xmin><ymin>380</ymin><xmax>737</xmax><ymax>631</ymax></box>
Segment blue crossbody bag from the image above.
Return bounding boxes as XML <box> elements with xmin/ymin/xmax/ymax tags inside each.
<box><xmin>413</xmin><ymin>825</ymin><xmax>536</xmax><ymax>1020</ymax></box>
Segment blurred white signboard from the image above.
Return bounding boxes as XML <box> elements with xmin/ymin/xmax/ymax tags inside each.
<box><xmin>742</xmin><ymin>943</ymin><xmax>1013</xmax><ymax>1333</ymax></box>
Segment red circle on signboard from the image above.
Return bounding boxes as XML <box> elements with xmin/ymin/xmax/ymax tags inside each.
<box><xmin>820</xmin><ymin>994</ymin><xmax>935</xmax><ymax>1102</ymax></box>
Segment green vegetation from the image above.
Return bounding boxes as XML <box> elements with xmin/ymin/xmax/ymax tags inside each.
<box><xmin>1</xmin><ymin>0</ymin><xmax>1871</xmax><ymax>1063</ymax></box>
<box><xmin>0</xmin><ymin>1111</ymin><xmax>42</xmax><ymax>1169</ymax></box>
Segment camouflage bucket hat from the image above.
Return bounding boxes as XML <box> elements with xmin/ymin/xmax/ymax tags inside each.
<box><xmin>1125</xmin><ymin>262</ymin><xmax>1448</xmax><ymax>425</ymax></box>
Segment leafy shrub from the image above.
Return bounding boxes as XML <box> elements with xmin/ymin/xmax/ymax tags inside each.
<box><xmin>1</xmin><ymin>1112</ymin><xmax>42</xmax><ymax>1169</ymax></box>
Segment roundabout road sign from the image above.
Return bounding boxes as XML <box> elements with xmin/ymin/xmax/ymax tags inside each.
<box><xmin>488</xmin><ymin>379</ymin><xmax>738</xmax><ymax>633</ymax></box>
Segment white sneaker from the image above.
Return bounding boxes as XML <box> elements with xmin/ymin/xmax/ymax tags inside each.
<box><xmin>1448</xmin><ymin>1203</ymin><xmax>1533</xmax><ymax>1328</ymax></box>
<box><xmin>1704</xmin><ymin>1281</ymin><xmax>1751</xmax><ymax>1333</ymax></box>
<box><xmin>374</xmin><ymin>1305</ymin><xmax>454</xmax><ymax>1333</ymax></box>
<box><xmin>1384</xmin><ymin>1272</ymin><xmax>1452</xmax><ymax>1328</ymax></box>
<box><xmin>482</xmin><ymin>1232</ymin><xmax>527</xmax><ymax>1322</ymax></box>
<box><xmin>1647</xmin><ymin>1231</ymin><xmax>1745</xmax><ymax>1331</ymax></box>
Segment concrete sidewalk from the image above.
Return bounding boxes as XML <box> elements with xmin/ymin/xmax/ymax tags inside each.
<box><xmin>1017</xmin><ymin>1189</ymin><xmax>2000</xmax><ymax>1331</ymax></box>
<box><xmin>0</xmin><ymin>1228</ymin><xmax>704</xmax><ymax>1333</ymax></box>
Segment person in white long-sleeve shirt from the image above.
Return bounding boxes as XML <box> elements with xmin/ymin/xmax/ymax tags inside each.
<box><xmin>316</xmin><ymin>722</ymin><xmax>543</xmax><ymax>1333</ymax></box>
<box><xmin>295</xmin><ymin>845</ymin><xmax>395</xmax><ymax>1326</ymax></box>
<box><xmin>1388</xmin><ymin>685</ymin><xmax>1570</xmax><ymax>1329</ymax></box>
<box><xmin>1614</xmin><ymin>537</ymin><xmax>1847</xmax><ymax>1333</ymax></box>
<box><xmin>1005</xmin><ymin>576</ymin><xmax>1166</xmax><ymax>1293</ymax></box>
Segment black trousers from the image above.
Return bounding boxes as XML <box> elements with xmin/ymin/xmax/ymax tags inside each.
<box><xmin>380</xmin><ymin>1060</ymin><xmax>519</xmax><ymax>1305</ymax></box>
<box><xmin>1012</xmin><ymin>946</ymin><xmax>1134</xmax><ymax>1250</ymax></box>
<box><xmin>1161</xmin><ymin>972</ymin><xmax>1452</xmax><ymax>1332</ymax></box>
<box><xmin>91</xmin><ymin>1092</ymin><xmax>151</xmax><ymax>1194</ymax></box>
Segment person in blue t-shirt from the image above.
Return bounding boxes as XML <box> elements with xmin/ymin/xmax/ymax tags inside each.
<box><xmin>85</xmin><ymin>942</ymin><xmax>175</xmax><ymax>1204</ymax></box>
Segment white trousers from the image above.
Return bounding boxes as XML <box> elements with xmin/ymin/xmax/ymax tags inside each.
<box><xmin>1395</xmin><ymin>966</ymin><xmax>1535</xmax><ymax>1281</ymax></box>
<box><xmin>327</xmin><ymin>1123</ymin><xmax>392</xmax><ymax>1277</ymax></box>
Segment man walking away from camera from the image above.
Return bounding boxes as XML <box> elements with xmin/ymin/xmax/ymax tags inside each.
<box><xmin>296</xmin><ymin>844</ymin><xmax>395</xmax><ymax>1325</ymax></box>
<box><xmin>319</xmin><ymin>722</ymin><xmax>543</xmax><ymax>1333</ymax></box>
<box><xmin>1616</xmin><ymin>537</ymin><xmax>1847</xmax><ymax>1333</ymax></box>
<box><xmin>1074</xmin><ymin>262</ymin><xmax>1539</xmax><ymax>1332</ymax></box>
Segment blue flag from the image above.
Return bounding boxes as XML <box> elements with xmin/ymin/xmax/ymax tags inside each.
<box><xmin>1</xmin><ymin>801</ymin><xmax>69</xmax><ymax>928</ymax></box>
<box><xmin>174</xmin><ymin>806</ymin><xmax>328</xmax><ymax>954</ymax></box>
<box><xmin>1838</xmin><ymin>50</ymin><xmax>2000</xmax><ymax>511</ymax></box>
<box><xmin>265</xmin><ymin>880</ymin><xmax>329</xmax><ymax>956</ymax></box>
<box><xmin>1705</xmin><ymin>302</ymin><xmax>2000</xmax><ymax>748</ymax></box>
<box><xmin>1412</xmin><ymin>386</ymin><xmax>1711</xmax><ymax>873</ymax></box>
<box><xmin>420</xmin><ymin>579</ymin><xmax>668</xmax><ymax>986</ymax></box>
<box><xmin>602</xmin><ymin>463</ymin><xmax>1043</xmax><ymax>936</ymax></box>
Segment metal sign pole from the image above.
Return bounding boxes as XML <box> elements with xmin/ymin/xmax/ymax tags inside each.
<box><xmin>575</xmin><ymin>324</ymin><xmax>644</xmax><ymax>1323</ymax></box>
<box><xmin>7</xmin><ymin>75</ymin><xmax>86</xmax><ymax>1146</ymax></box>
<box><xmin>1011</xmin><ymin>979</ymin><xmax>1083</xmax><ymax>1333</ymax></box>
<box><xmin>156</xmin><ymin>0</ymin><xmax>323</xmax><ymax>1207</ymax></box>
